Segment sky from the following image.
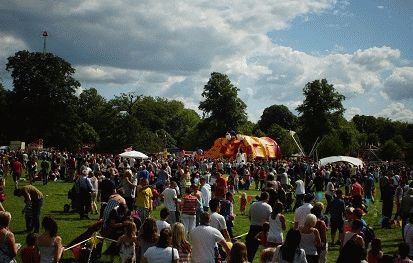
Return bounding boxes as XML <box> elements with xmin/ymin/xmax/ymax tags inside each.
<box><xmin>1</xmin><ymin>0</ymin><xmax>412</xmax><ymax>123</ymax></box>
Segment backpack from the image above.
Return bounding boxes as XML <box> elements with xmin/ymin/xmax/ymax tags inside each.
<box><xmin>337</xmin><ymin>235</ymin><xmax>366</xmax><ymax>263</ymax></box>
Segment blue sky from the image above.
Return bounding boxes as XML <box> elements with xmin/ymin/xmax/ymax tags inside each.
<box><xmin>0</xmin><ymin>0</ymin><xmax>412</xmax><ymax>123</ymax></box>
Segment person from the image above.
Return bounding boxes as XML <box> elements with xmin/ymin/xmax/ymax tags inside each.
<box><xmin>161</xmin><ymin>181</ymin><xmax>178</xmax><ymax>224</ymax></box>
<box><xmin>220</xmin><ymin>192</ymin><xmax>235</xmax><ymax>238</ymax></box>
<box><xmin>227</xmin><ymin>242</ymin><xmax>248</xmax><ymax>263</ymax></box>
<box><xmin>299</xmin><ymin>214</ymin><xmax>321</xmax><ymax>263</ymax></box>
<box><xmin>272</xmin><ymin>229</ymin><xmax>307</xmax><ymax>263</ymax></box>
<box><xmin>11</xmin><ymin>157</ymin><xmax>23</xmax><ymax>188</ymax></box>
<box><xmin>394</xmin><ymin>243</ymin><xmax>413</xmax><ymax>263</ymax></box>
<box><xmin>294</xmin><ymin>177</ymin><xmax>305</xmax><ymax>210</ymax></box>
<box><xmin>14</xmin><ymin>185</ymin><xmax>44</xmax><ymax>233</ymax></box>
<box><xmin>99</xmin><ymin>173</ymin><xmax>117</xmax><ymax>218</ymax></box>
<box><xmin>200</xmin><ymin>178</ymin><xmax>211</xmax><ymax>213</ymax></box>
<box><xmin>245</xmin><ymin>191</ymin><xmax>272</xmax><ymax>262</ymax></box>
<box><xmin>181</xmin><ymin>187</ymin><xmax>197</xmax><ymax>236</ymax></box>
<box><xmin>328</xmin><ymin>189</ymin><xmax>345</xmax><ymax>246</ymax></box>
<box><xmin>0</xmin><ymin>211</ymin><xmax>18</xmax><ymax>262</ymax></box>
<box><xmin>403</xmin><ymin>214</ymin><xmax>413</xmax><ymax>258</ymax></box>
<box><xmin>400</xmin><ymin>189</ymin><xmax>413</xmax><ymax>239</ymax></box>
<box><xmin>20</xmin><ymin>233</ymin><xmax>40</xmax><ymax>263</ymax></box>
<box><xmin>324</xmin><ymin>177</ymin><xmax>336</xmax><ymax>213</ymax></box>
<box><xmin>214</xmin><ymin>172</ymin><xmax>227</xmax><ymax>199</ymax></box>
<box><xmin>37</xmin><ymin>216</ymin><xmax>64</xmax><ymax>263</ymax></box>
<box><xmin>143</xmin><ymin>228</ymin><xmax>179</xmax><ymax>263</ymax></box>
<box><xmin>156</xmin><ymin>208</ymin><xmax>171</xmax><ymax>234</ymax></box>
<box><xmin>342</xmin><ymin>219</ymin><xmax>365</xmax><ymax>249</ymax></box>
<box><xmin>89</xmin><ymin>172</ymin><xmax>99</xmax><ymax>215</ymax></box>
<box><xmin>260</xmin><ymin>247</ymin><xmax>276</xmax><ymax>263</ymax></box>
<box><xmin>171</xmin><ymin>222</ymin><xmax>192</xmax><ymax>263</ymax></box>
<box><xmin>240</xmin><ymin>192</ymin><xmax>247</xmax><ymax>215</ymax></box>
<box><xmin>118</xmin><ymin>221</ymin><xmax>138</xmax><ymax>263</ymax></box>
<box><xmin>138</xmin><ymin>218</ymin><xmax>159</xmax><ymax>262</ymax></box>
<box><xmin>337</xmin><ymin>220</ymin><xmax>366</xmax><ymax>263</ymax></box>
<box><xmin>122</xmin><ymin>169</ymin><xmax>137</xmax><ymax>211</ymax></box>
<box><xmin>190</xmin><ymin>212</ymin><xmax>230</xmax><ymax>263</ymax></box>
<box><xmin>209</xmin><ymin>198</ymin><xmax>231</xmax><ymax>242</ymax></box>
<box><xmin>255</xmin><ymin>222</ymin><xmax>270</xmax><ymax>248</ymax></box>
<box><xmin>75</xmin><ymin>169</ymin><xmax>93</xmax><ymax>219</ymax></box>
<box><xmin>135</xmin><ymin>178</ymin><xmax>153</xmax><ymax>223</ymax></box>
<box><xmin>367</xmin><ymin>238</ymin><xmax>383</xmax><ymax>263</ymax></box>
<box><xmin>294</xmin><ymin>194</ymin><xmax>314</xmax><ymax>229</ymax></box>
<box><xmin>268</xmin><ymin>202</ymin><xmax>286</xmax><ymax>246</ymax></box>
<box><xmin>310</xmin><ymin>205</ymin><xmax>327</xmax><ymax>263</ymax></box>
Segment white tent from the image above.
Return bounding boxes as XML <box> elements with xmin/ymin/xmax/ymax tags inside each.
<box><xmin>319</xmin><ymin>156</ymin><xmax>363</xmax><ymax>168</ymax></box>
<box><xmin>119</xmin><ymin>150</ymin><xmax>148</xmax><ymax>159</ymax></box>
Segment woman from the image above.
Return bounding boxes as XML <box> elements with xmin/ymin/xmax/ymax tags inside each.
<box><xmin>0</xmin><ymin>211</ymin><xmax>18</xmax><ymax>262</ymax></box>
<box><xmin>89</xmin><ymin>172</ymin><xmax>99</xmax><ymax>214</ymax></box>
<box><xmin>138</xmin><ymin>218</ymin><xmax>159</xmax><ymax>262</ymax></box>
<box><xmin>310</xmin><ymin>205</ymin><xmax>327</xmax><ymax>263</ymax></box>
<box><xmin>37</xmin><ymin>216</ymin><xmax>63</xmax><ymax>263</ymax></box>
<box><xmin>227</xmin><ymin>242</ymin><xmax>248</xmax><ymax>263</ymax></box>
<box><xmin>143</xmin><ymin>228</ymin><xmax>179</xmax><ymax>263</ymax></box>
<box><xmin>268</xmin><ymin>202</ymin><xmax>286</xmax><ymax>246</ymax></box>
<box><xmin>171</xmin><ymin>223</ymin><xmax>191</xmax><ymax>263</ymax></box>
<box><xmin>181</xmin><ymin>187</ymin><xmax>197</xmax><ymax>236</ymax></box>
<box><xmin>272</xmin><ymin>229</ymin><xmax>307</xmax><ymax>263</ymax></box>
<box><xmin>299</xmin><ymin>214</ymin><xmax>321</xmax><ymax>263</ymax></box>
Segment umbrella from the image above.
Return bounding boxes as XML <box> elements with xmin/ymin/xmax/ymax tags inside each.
<box><xmin>119</xmin><ymin>150</ymin><xmax>148</xmax><ymax>159</ymax></box>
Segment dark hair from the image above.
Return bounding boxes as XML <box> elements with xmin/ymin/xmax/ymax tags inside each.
<box><xmin>262</xmin><ymin>222</ymin><xmax>270</xmax><ymax>232</ymax></box>
<box><xmin>351</xmin><ymin>219</ymin><xmax>363</xmax><ymax>231</ymax></box>
<box><xmin>225</xmin><ymin>191</ymin><xmax>233</xmax><ymax>200</ymax></box>
<box><xmin>280</xmin><ymin>229</ymin><xmax>301</xmax><ymax>262</ymax></box>
<box><xmin>13</xmin><ymin>188</ymin><xmax>24</xmax><ymax>197</ymax></box>
<box><xmin>228</xmin><ymin>242</ymin><xmax>248</xmax><ymax>263</ymax></box>
<box><xmin>209</xmin><ymin>198</ymin><xmax>221</xmax><ymax>212</ymax></box>
<box><xmin>260</xmin><ymin>191</ymin><xmax>269</xmax><ymax>201</ymax></box>
<box><xmin>398</xmin><ymin>242</ymin><xmax>410</xmax><ymax>259</ymax></box>
<box><xmin>160</xmin><ymin>207</ymin><xmax>170</xmax><ymax>219</ymax></box>
<box><xmin>336</xmin><ymin>189</ymin><xmax>343</xmax><ymax>197</ymax></box>
<box><xmin>139</xmin><ymin>218</ymin><xmax>158</xmax><ymax>243</ymax></box>
<box><xmin>271</xmin><ymin>202</ymin><xmax>284</xmax><ymax>220</ymax></box>
<box><xmin>310</xmin><ymin>206</ymin><xmax>322</xmax><ymax>218</ymax></box>
<box><xmin>42</xmin><ymin>216</ymin><xmax>58</xmax><ymax>237</ymax></box>
<box><xmin>200</xmin><ymin>212</ymin><xmax>210</xmax><ymax>225</ymax></box>
<box><xmin>370</xmin><ymin>238</ymin><xmax>382</xmax><ymax>256</ymax></box>
<box><xmin>26</xmin><ymin>233</ymin><xmax>38</xmax><ymax>246</ymax></box>
<box><xmin>157</xmin><ymin>227</ymin><xmax>172</xmax><ymax>248</ymax></box>
<box><xmin>304</xmin><ymin>193</ymin><xmax>314</xmax><ymax>203</ymax></box>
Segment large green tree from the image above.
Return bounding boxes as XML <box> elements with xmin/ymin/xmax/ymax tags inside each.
<box><xmin>0</xmin><ymin>83</ymin><xmax>11</xmax><ymax>144</ymax></box>
<box><xmin>296</xmin><ymin>79</ymin><xmax>345</xmax><ymax>151</ymax></box>
<box><xmin>198</xmin><ymin>72</ymin><xmax>248</xmax><ymax>148</ymax></box>
<box><xmin>6</xmin><ymin>50</ymin><xmax>80</xmax><ymax>148</ymax></box>
<box><xmin>258</xmin><ymin>104</ymin><xmax>298</xmax><ymax>132</ymax></box>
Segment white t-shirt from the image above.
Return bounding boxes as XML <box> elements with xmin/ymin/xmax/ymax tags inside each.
<box><xmin>294</xmin><ymin>203</ymin><xmax>313</xmax><ymax>228</ymax></box>
<box><xmin>200</xmin><ymin>184</ymin><xmax>211</xmax><ymax>208</ymax></box>
<box><xmin>156</xmin><ymin>220</ymin><xmax>170</xmax><ymax>234</ymax></box>
<box><xmin>249</xmin><ymin>201</ymin><xmax>272</xmax><ymax>226</ymax></box>
<box><xmin>210</xmin><ymin>212</ymin><xmax>227</xmax><ymax>231</ymax></box>
<box><xmin>295</xmin><ymin>180</ymin><xmax>305</xmax><ymax>195</ymax></box>
<box><xmin>190</xmin><ymin>225</ymin><xmax>225</xmax><ymax>263</ymax></box>
<box><xmin>326</xmin><ymin>182</ymin><xmax>335</xmax><ymax>196</ymax></box>
<box><xmin>162</xmin><ymin>188</ymin><xmax>177</xmax><ymax>211</ymax></box>
<box><xmin>144</xmin><ymin>246</ymin><xmax>179</xmax><ymax>263</ymax></box>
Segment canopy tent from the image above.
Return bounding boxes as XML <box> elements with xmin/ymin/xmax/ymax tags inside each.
<box><xmin>319</xmin><ymin>156</ymin><xmax>364</xmax><ymax>168</ymax></box>
<box><xmin>203</xmin><ymin>134</ymin><xmax>281</xmax><ymax>160</ymax></box>
<box><xmin>119</xmin><ymin>150</ymin><xmax>148</xmax><ymax>159</ymax></box>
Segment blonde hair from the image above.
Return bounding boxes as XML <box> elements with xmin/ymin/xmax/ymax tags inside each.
<box><xmin>305</xmin><ymin>214</ymin><xmax>317</xmax><ymax>227</ymax></box>
<box><xmin>314</xmin><ymin>202</ymin><xmax>324</xmax><ymax>211</ymax></box>
<box><xmin>171</xmin><ymin>223</ymin><xmax>191</xmax><ymax>253</ymax></box>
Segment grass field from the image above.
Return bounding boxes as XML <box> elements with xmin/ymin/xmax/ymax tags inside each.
<box><xmin>4</xmin><ymin>177</ymin><xmax>402</xmax><ymax>263</ymax></box>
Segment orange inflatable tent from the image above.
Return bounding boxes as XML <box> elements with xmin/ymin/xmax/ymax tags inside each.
<box><xmin>203</xmin><ymin>134</ymin><xmax>281</xmax><ymax>160</ymax></box>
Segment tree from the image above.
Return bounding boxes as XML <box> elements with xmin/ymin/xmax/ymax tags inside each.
<box><xmin>266</xmin><ymin>124</ymin><xmax>298</xmax><ymax>157</ymax></box>
<box><xmin>198</xmin><ymin>72</ymin><xmax>248</xmax><ymax>148</ymax></box>
<box><xmin>0</xmin><ymin>83</ymin><xmax>11</xmax><ymax>144</ymax></box>
<box><xmin>258</xmin><ymin>105</ymin><xmax>297</xmax><ymax>132</ymax></box>
<box><xmin>380</xmin><ymin>140</ymin><xmax>403</xmax><ymax>160</ymax></box>
<box><xmin>6</xmin><ymin>50</ymin><xmax>80</xmax><ymax>148</ymax></box>
<box><xmin>296</xmin><ymin>79</ymin><xmax>345</xmax><ymax>151</ymax></box>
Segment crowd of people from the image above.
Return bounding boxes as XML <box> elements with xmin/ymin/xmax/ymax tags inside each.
<box><xmin>0</xmin><ymin>149</ymin><xmax>413</xmax><ymax>262</ymax></box>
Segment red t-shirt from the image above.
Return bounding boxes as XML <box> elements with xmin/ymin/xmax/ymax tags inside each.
<box><xmin>215</xmin><ymin>177</ymin><xmax>227</xmax><ymax>198</ymax></box>
<box><xmin>352</xmin><ymin>182</ymin><xmax>363</xmax><ymax>197</ymax></box>
<box><xmin>12</xmin><ymin>160</ymin><xmax>23</xmax><ymax>174</ymax></box>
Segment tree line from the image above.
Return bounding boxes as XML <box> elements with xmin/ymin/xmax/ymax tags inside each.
<box><xmin>0</xmin><ymin>50</ymin><xmax>412</xmax><ymax>163</ymax></box>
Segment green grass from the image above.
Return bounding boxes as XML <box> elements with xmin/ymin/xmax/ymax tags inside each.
<box><xmin>4</xmin><ymin>177</ymin><xmax>401</xmax><ymax>263</ymax></box>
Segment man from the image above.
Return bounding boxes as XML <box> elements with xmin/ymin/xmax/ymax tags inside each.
<box><xmin>329</xmin><ymin>189</ymin><xmax>346</xmax><ymax>246</ymax></box>
<box><xmin>200</xmin><ymin>177</ymin><xmax>211</xmax><ymax>212</ymax></box>
<box><xmin>351</xmin><ymin>178</ymin><xmax>364</xmax><ymax>199</ymax></box>
<box><xmin>99</xmin><ymin>173</ymin><xmax>116</xmax><ymax>218</ymax></box>
<box><xmin>190</xmin><ymin>212</ymin><xmax>230</xmax><ymax>263</ymax></box>
<box><xmin>245</xmin><ymin>191</ymin><xmax>272</xmax><ymax>262</ymax></box>
<box><xmin>294</xmin><ymin>193</ymin><xmax>314</xmax><ymax>229</ymax></box>
<box><xmin>135</xmin><ymin>178</ymin><xmax>153</xmax><ymax>222</ymax></box>
<box><xmin>209</xmin><ymin>198</ymin><xmax>230</xmax><ymax>241</ymax></box>
<box><xmin>12</xmin><ymin>157</ymin><xmax>23</xmax><ymax>188</ymax></box>
<box><xmin>14</xmin><ymin>185</ymin><xmax>43</xmax><ymax>232</ymax></box>
<box><xmin>400</xmin><ymin>188</ymin><xmax>413</xmax><ymax>239</ymax></box>
<box><xmin>75</xmin><ymin>169</ymin><xmax>93</xmax><ymax>219</ymax></box>
<box><xmin>214</xmin><ymin>172</ymin><xmax>227</xmax><ymax>199</ymax></box>
<box><xmin>294</xmin><ymin>176</ymin><xmax>305</xmax><ymax>210</ymax></box>
<box><xmin>161</xmin><ymin>181</ymin><xmax>178</xmax><ymax>224</ymax></box>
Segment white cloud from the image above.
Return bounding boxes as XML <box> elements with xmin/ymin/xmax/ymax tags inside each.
<box><xmin>345</xmin><ymin>107</ymin><xmax>362</xmax><ymax>120</ymax></box>
<box><xmin>379</xmin><ymin>103</ymin><xmax>413</xmax><ymax>123</ymax></box>
<box><xmin>383</xmin><ymin>67</ymin><xmax>413</xmax><ymax>100</ymax></box>
<box><xmin>377</xmin><ymin>5</ymin><xmax>385</xmax><ymax>9</ymax></box>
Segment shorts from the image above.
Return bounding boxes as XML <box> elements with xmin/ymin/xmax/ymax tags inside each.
<box><xmin>330</xmin><ymin>218</ymin><xmax>344</xmax><ymax>234</ymax></box>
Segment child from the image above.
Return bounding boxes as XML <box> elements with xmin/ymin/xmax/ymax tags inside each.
<box><xmin>118</xmin><ymin>221</ymin><xmax>138</xmax><ymax>263</ymax></box>
<box><xmin>394</xmin><ymin>243</ymin><xmax>413</xmax><ymax>263</ymax></box>
<box><xmin>367</xmin><ymin>238</ymin><xmax>383</xmax><ymax>263</ymax></box>
<box><xmin>255</xmin><ymin>222</ymin><xmax>270</xmax><ymax>248</ymax></box>
<box><xmin>20</xmin><ymin>233</ymin><xmax>40</xmax><ymax>263</ymax></box>
<box><xmin>240</xmin><ymin>192</ymin><xmax>247</xmax><ymax>215</ymax></box>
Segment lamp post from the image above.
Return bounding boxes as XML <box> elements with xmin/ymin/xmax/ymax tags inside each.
<box><xmin>42</xmin><ymin>31</ymin><xmax>48</xmax><ymax>54</ymax></box>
